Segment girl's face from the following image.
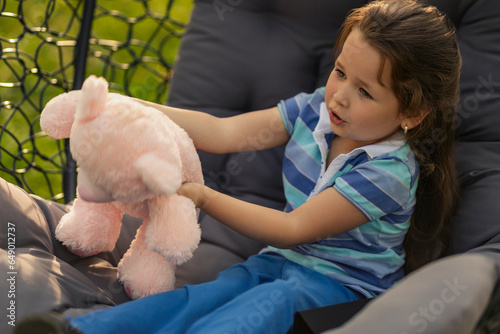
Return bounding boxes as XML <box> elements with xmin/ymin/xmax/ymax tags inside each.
<box><xmin>325</xmin><ymin>29</ymin><xmax>405</xmax><ymax>146</ymax></box>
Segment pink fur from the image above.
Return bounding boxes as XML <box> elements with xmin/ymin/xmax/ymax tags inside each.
<box><xmin>40</xmin><ymin>90</ymin><xmax>81</xmax><ymax>139</ymax></box>
<box><xmin>40</xmin><ymin>75</ymin><xmax>203</xmax><ymax>299</ymax></box>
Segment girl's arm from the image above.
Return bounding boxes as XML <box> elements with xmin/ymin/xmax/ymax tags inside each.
<box><xmin>178</xmin><ymin>183</ymin><xmax>368</xmax><ymax>249</ymax></box>
<box><xmin>134</xmin><ymin>99</ymin><xmax>289</xmax><ymax>154</ymax></box>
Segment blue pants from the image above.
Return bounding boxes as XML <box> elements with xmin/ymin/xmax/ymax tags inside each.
<box><xmin>70</xmin><ymin>254</ymin><xmax>362</xmax><ymax>334</ymax></box>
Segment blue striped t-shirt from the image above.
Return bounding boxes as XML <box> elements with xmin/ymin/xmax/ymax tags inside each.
<box><xmin>263</xmin><ymin>88</ymin><xmax>419</xmax><ymax>297</ymax></box>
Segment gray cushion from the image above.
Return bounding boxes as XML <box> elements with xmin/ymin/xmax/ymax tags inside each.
<box><xmin>324</xmin><ymin>254</ymin><xmax>498</xmax><ymax>334</ymax></box>
<box><xmin>0</xmin><ymin>178</ymin><xmax>140</xmax><ymax>334</ymax></box>
<box><xmin>444</xmin><ymin>0</ymin><xmax>500</xmax><ymax>262</ymax></box>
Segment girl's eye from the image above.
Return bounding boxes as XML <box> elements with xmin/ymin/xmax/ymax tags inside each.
<box><xmin>335</xmin><ymin>69</ymin><xmax>346</xmax><ymax>79</ymax></box>
<box><xmin>334</xmin><ymin>67</ymin><xmax>373</xmax><ymax>100</ymax></box>
<box><xmin>360</xmin><ymin>88</ymin><xmax>373</xmax><ymax>100</ymax></box>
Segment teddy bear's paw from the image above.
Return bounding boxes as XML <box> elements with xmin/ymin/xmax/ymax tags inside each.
<box><xmin>146</xmin><ymin>195</ymin><xmax>201</xmax><ymax>264</ymax></box>
<box><xmin>55</xmin><ymin>199</ymin><xmax>123</xmax><ymax>256</ymax></box>
<box><xmin>119</xmin><ymin>270</ymin><xmax>175</xmax><ymax>299</ymax></box>
<box><xmin>122</xmin><ymin>281</ymin><xmax>173</xmax><ymax>300</ymax></box>
<box><xmin>157</xmin><ymin>247</ymin><xmax>197</xmax><ymax>265</ymax></box>
<box><xmin>66</xmin><ymin>246</ymin><xmax>99</xmax><ymax>258</ymax></box>
<box><xmin>125</xmin><ymin>286</ymin><xmax>133</xmax><ymax>299</ymax></box>
<box><xmin>56</xmin><ymin>219</ymin><xmax>106</xmax><ymax>257</ymax></box>
<box><xmin>118</xmin><ymin>242</ymin><xmax>176</xmax><ymax>299</ymax></box>
<box><xmin>59</xmin><ymin>237</ymin><xmax>105</xmax><ymax>257</ymax></box>
<box><xmin>146</xmin><ymin>228</ymin><xmax>201</xmax><ymax>265</ymax></box>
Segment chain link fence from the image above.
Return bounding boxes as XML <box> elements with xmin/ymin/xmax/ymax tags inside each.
<box><xmin>0</xmin><ymin>0</ymin><xmax>192</xmax><ymax>202</ymax></box>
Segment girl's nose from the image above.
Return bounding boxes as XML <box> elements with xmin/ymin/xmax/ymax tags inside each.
<box><xmin>333</xmin><ymin>86</ymin><xmax>349</xmax><ymax>108</ymax></box>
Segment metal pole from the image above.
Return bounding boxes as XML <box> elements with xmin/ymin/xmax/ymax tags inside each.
<box><xmin>63</xmin><ymin>0</ymin><xmax>96</xmax><ymax>203</ymax></box>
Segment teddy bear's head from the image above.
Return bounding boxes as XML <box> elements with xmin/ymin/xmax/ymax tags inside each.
<box><xmin>41</xmin><ymin>76</ymin><xmax>185</xmax><ymax>203</ymax></box>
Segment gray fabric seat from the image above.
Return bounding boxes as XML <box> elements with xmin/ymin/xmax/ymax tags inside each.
<box><xmin>1</xmin><ymin>1</ymin><xmax>500</xmax><ymax>333</ymax></box>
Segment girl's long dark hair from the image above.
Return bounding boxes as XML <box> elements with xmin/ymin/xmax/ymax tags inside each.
<box><xmin>334</xmin><ymin>0</ymin><xmax>462</xmax><ymax>273</ymax></box>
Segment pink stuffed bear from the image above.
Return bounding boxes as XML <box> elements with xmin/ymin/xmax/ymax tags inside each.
<box><xmin>40</xmin><ymin>75</ymin><xmax>203</xmax><ymax>299</ymax></box>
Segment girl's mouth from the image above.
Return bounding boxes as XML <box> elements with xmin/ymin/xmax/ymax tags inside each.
<box><xmin>329</xmin><ymin>109</ymin><xmax>345</xmax><ymax>125</ymax></box>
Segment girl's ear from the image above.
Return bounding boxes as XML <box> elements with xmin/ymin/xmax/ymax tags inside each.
<box><xmin>402</xmin><ymin>109</ymin><xmax>430</xmax><ymax>131</ymax></box>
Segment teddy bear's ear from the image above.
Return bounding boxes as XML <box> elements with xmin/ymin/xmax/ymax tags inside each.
<box><xmin>74</xmin><ymin>75</ymin><xmax>109</xmax><ymax>123</ymax></box>
<box><xmin>40</xmin><ymin>90</ymin><xmax>82</xmax><ymax>139</ymax></box>
<box><xmin>133</xmin><ymin>153</ymin><xmax>182</xmax><ymax>195</ymax></box>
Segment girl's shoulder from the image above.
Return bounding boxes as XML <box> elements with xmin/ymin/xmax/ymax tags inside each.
<box><xmin>361</xmin><ymin>143</ymin><xmax>420</xmax><ymax>189</ymax></box>
<box><xmin>283</xmin><ymin>87</ymin><xmax>325</xmax><ymax>110</ymax></box>
<box><xmin>341</xmin><ymin>142</ymin><xmax>419</xmax><ymax>192</ymax></box>
<box><xmin>350</xmin><ymin>138</ymin><xmax>418</xmax><ymax>175</ymax></box>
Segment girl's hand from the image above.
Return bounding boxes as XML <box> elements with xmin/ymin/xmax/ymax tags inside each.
<box><xmin>177</xmin><ymin>182</ymin><xmax>211</xmax><ymax>208</ymax></box>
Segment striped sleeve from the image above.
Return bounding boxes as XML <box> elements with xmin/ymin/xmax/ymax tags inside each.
<box><xmin>277</xmin><ymin>88</ymin><xmax>326</xmax><ymax>136</ymax></box>
<box><xmin>334</xmin><ymin>158</ymin><xmax>413</xmax><ymax>221</ymax></box>
<box><xmin>278</xmin><ymin>93</ymin><xmax>305</xmax><ymax>135</ymax></box>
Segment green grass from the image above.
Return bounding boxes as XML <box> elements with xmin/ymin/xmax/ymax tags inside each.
<box><xmin>0</xmin><ymin>0</ymin><xmax>193</xmax><ymax>202</ymax></box>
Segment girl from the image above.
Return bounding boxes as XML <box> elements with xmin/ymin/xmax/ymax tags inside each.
<box><xmin>16</xmin><ymin>1</ymin><xmax>461</xmax><ymax>333</ymax></box>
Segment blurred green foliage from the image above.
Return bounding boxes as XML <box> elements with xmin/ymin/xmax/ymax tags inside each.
<box><xmin>0</xmin><ymin>0</ymin><xmax>193</xmax><ymax>201</ymax></box>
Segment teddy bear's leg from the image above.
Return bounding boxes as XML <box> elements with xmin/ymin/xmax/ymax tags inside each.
<box><xmin>145</xmin><ymin>194</ymin><xmax>201</xmax><ymax>265</ymax></box>
<box><xmin>55</xmin><ymin>198</ymin><xmax>123</xmax><ymax>257</ymax></box>
<box><xmin>118</xmin><ymin>222</ymin><xmax>176</xmax><ymax>299</ymax></box>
